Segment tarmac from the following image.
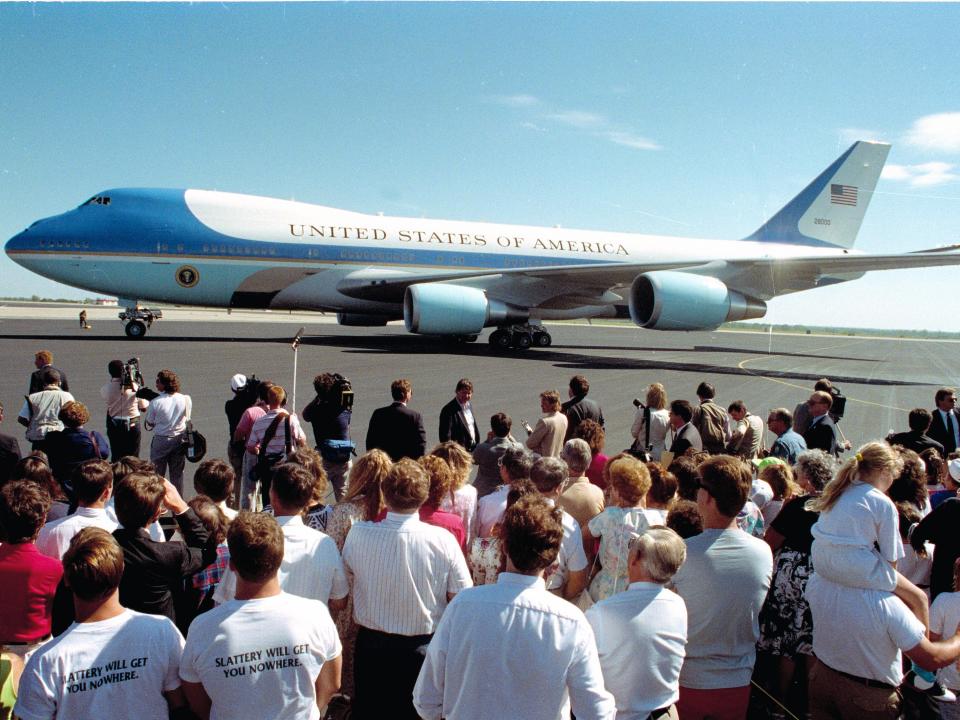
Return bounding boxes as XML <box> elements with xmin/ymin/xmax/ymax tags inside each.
<box><xmin>1</xmin><ymin>301</ymin><xmax>957</xmax><ymax>497</ymax></box>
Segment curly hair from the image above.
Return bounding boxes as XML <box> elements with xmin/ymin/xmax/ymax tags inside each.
<box><xmin>156</xmin><ymin>369</ymin><xmax>181</xmax><ymax>394</ymax></box>
<box><xmin>58</xmin><ymin>400</ymin><xmax>90</xmax><ymax>428</ymax></box>
<box><xmin>794</xmin><ymin>450</ymin><xmax>835</xmax><ymax>493</ymax></box>
<box><xmin>382</xmin><ymin>458</ymin><xmax>429</xmax><ymax>512</ymax></box>
<box><xmin>888</xmin><ymin>448</ymin><xmax>928</xmax><ymax>512</ymax></box>
<box><xmin>418</xmin><ymin>455</ymin><xmax>455</xmax><ymax>510</ymax></box>
<box><xmin>608</xmin><ymin>456</ymin><xmax>651</xmax><ymax>506</ymax></box>
<box><xmin>502</xmin><ymin>495</ymin><xmax>563</xmax><ymax>573</ymax></box>
<box><xmin>286</xmin><ymin>447</ymin><xmax>328</xmax><ymax>505</ymax></box>
<box><xmin>574</xmin><ymin>419</ymin><xmax>605</xmax><ymax>455</ymax></box>
<box><xmin>665</xmin><ymin>499</ymin><xmax>703</xmax><ymax>539</ymax></box>
<box><xmin>431</xmin><ymin>441</ymin><xmax>472</xmax><ymax>491</ymax></box>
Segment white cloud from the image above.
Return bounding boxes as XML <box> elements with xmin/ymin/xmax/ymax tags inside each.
<box><xmin>604</xmin><ymin>131</ymin><xmax>661</xmax><ymax>151</ymax></box>
<box><xmin>882</xmin><ymin>161</ymin><xmax>959</xmax><ymax>187</ymax></box>
<box><xmin>904</xmin><ymin>112</ymin><xmax>960</xmax><ymax>153</ymax></box>
<box><xmin>546</xmin><ymin>110</ymin><xmax>606</xmax><ymax>129</ymax></box>
<box><xmin>489</xmin><ymin>94</ymin><xmax>540</xmax><ymax>108</ymax></box>
<box><xmin>520</xmin><ymin>121</ymin><xmax>548</xmax><ymax>133</ymax></box>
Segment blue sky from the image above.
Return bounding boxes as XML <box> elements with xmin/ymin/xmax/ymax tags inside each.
<box><xmin>2</xmin><ymin>2</ymin><xmax>959</xmax><ymax>330</ymax></box>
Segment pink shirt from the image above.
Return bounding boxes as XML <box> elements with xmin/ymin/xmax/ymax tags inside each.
<box><xmin>586</xmin><ymin>453</ymin><xmax>609</xmax><ymax>489</ymax></box>
<box><xmin>419</xmin><ymin>507</ymin><xmax>467</xmax><ymax>553</ymax></box>
<box><xmin>235</xmin><ymin>405</ymin><xmax>266</xmax><ymax>454</ymax></box>
<box><xmin>0</xmin><ymin>543</ymin><xmax>63</xmax><ymax>642</ymax></box>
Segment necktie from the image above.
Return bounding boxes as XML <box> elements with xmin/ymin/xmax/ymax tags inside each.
<box><xmin>948</xmin><ymin>412</ymin><xmax>958</xmax><ymax>447</ymax></box>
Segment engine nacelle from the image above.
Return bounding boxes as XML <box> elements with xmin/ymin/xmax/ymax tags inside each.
<box><xmin>629</xmin><ymin>271</ymin><xmax>767</xmax><ymax>330</ymax></box>
<box><xmin>336</xmin><ymin>312</ymin><xmax>392</xmax><ymax>327</ymax></box>
<box><xmin>404</xmin><ymin>284</ymin><xmax>527</xmax><ymax>335</ymax></box>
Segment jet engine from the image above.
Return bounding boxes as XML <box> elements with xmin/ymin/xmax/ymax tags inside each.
<box><xmin>629</xmin><ymin>271</ymin><xmax>767</xmax><ymax>330</ymax></box>
<box><xmin>336</xmin><ymin>313</ymin><xmax>392</xmax><ymax>327</ymax></box>
<box><xmin>404</xmin><ymin>284</ymin><xmax>527</xmax><ymax>335</ymax></box>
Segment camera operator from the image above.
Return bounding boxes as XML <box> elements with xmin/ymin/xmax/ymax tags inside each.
<box><xmin>301</xmin><ymin>372</ymin><xmax>354</xmax><ymax>501</ymax></box>
<box><xmin>629</xmin><ymin>383</ymin><xmax>671</xmax><ymax>462</ymax></box>
<box><xmin>100</xmin><ymin>359</ymin><xmax>148</xmax><ymax>461</ymax></box>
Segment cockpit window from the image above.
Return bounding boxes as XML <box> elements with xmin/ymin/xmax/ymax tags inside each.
<box><xmin>82</xmin><ymin>196</ymin><xmax>111</xmax><ymax>206</ymax></box>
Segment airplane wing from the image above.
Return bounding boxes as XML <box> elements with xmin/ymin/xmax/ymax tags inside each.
<box><xmin>336</xmin><ymin>246</ymin><xmax>960</xmax><ymax>306</ymax></box>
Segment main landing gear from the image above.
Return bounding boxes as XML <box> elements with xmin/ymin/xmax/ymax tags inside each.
<box><xmin>119</xmin><ymin>307</ymin><xmax>163</xmax><ymax>339</ymax></box>
<box><xmin>488</xmin><ymin>324</ymin><xmax>552</xmax><ymax>351</ymax></box>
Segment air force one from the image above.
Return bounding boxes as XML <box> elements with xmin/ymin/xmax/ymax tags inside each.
<box><xmin>6</xmin><ymin>141</ymin><xmax>960</xmax><ymax>346</ymax></box>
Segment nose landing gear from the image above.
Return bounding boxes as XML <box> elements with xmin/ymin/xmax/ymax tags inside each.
<box><xmin>119</xmin><ymin>307</ymin><xmax>163</xmax><ymax>339</ymax></box>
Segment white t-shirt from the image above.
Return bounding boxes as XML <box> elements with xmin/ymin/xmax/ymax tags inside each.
<box><xmin>811</xmin><ymin>481</ymin><xmax>903</xmax><ymax>561</ymax></box>
<box><xmin>476</xmin><ymin>485</ymin><xmax>509</xmax><ymax>539</ymax></box>
<box><xmin>180</xmin><ymin>593</ymin><xmax>341</xmax><ymax>720</ymax></box>
<box><xmin>930</xmin><ymin>591</ymin><xmax>960</xmax><ymax>690</ymax></box>
<box><xmin>214</xmin><ymin>515</ymin><xmax>348</xmax><ymax>605</ymax></box>
<box><xmin>15</xmin><ymin>609</ymin><xmax>184</xmax><ymax>720</ymax></box>
<box><xmin>37</xmin><ymin>507</ymin><xmax>119</xmax><ymax>560</ymax></box>
<box><xmin>806</xmin><ymin>574</ymin><xmax>925</xmax><ymax>685</ymax></box>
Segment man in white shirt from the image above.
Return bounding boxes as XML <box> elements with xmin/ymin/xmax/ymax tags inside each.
<box><xmin>587</xmin><ymin>528</ymin><xmax>688</xmax><ymax>720</ymax></box>
<box><xmin>807</xmin><ymin>574</ymin><xmax>960</xmax><ymax>718</ymax></box>
<box><xmin>530</xmin><ymin>456</ymin><xmax>589</xmax><ymax>600</ymax></box>
<box><xmin>214</xmin><ymin>464</ymin><xmax>348</xmax><ymax>609</ymax></box>
<box><xmin>414</xmin><ymin>494</ymin><xmax>615</xmax><ymax>720</ymax></box>
<box><xmin>18</xmin><ymin>368</ymin><xmax>74</xmax><ymax>450</ymax></box>
<box><xmin>101</xmin><ymin>359</ymin><xmax>148</xmax><ymax>460</ymax></box>
<box><xmin>37</xmin><ymin>460</ymin><xmax>117</xmax><ymax>560</ymax></box>
<box><xmin>438</xmin><ymin>378</ymin><xmax>480</xmax><ymax>452</ymax></box>
<box><xmin>342</xmin><ymin>458</ymin><xmax>471</xmax><ymax>720</ymax></box>
<box><xmin>181</xmin><ymin>512</ymin><xmax>342</xmax><ymax>720</ymax></box>
<box><xmin>144</xmin><ymin>369</ymin><xmax>192</xmax><ymax>494</ymax></box>
<box><xmin>476</xmin><ymin>446</ymin><xmax>533</xmax><ymax>538</ymax></box>
<box><xmin>725</xmin><ymin>400</ymin><xmax>764</xmax><ymax>460</ymax></box>
<box><xmin>670</xmin><ymin>455</ymin><xmax>772</xmax><ymax>720</ymax></box>
<box><xmin>15</xmin><ymin>527</ymin><xmax>186</xmax><ymax>720</ymax></box>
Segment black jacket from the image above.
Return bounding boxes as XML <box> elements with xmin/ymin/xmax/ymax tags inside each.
<box><xmin>928</xmin><ymin>408</ymin><xmax>960</xmax><ymax>455</ymax></box>
<box><xmin>885</xmin><ymin>430</ymin><xmax>944</xmax><ymax>457</ymax></box>
<box><xmin>113</xmin><ymin>508</ymin><xmax>217</xmax><ymax>623</ymax></box>
<box><xmin>366</xmin><ymin>402</ymin><xmax>426</xmax><ymax>461</ymax></box>
<box><xmin>561</xmin><ymin>396</ymin><xmax>604</xmax><ymax>442</ymax></box>
<box><xmin>29</xmin><ymin>365</ymin><xmax>69</xmax><ymax>394</ymax></box>
<box><xmin>438</xmin><ymin>398</ymin><xmax>480</xmax><ymax>451</ymax></box>
<box><xmin>0</xmin><ymin>431</ymin><xmax>21</xmax><ymax>486</ymax></box>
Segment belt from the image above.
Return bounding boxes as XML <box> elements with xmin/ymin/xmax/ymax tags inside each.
<box><xmin>823</xmin><ymin>661</ymin><xmax>897</xmax><ymax>691</ymax></box>
<box><xmin>3</xmin><ymin>635</ymin><xmax>51</xmax><ymax>646</ymax></box>
<box><xmin>110</xmin><ymin>416</ymin><xmax>139</xmax><ymax>423</ymax></box>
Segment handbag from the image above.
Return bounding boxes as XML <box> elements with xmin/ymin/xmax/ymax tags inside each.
<box><xmin>318</xmin><ymin>438</ymin><xmax>356</xmax><ymax>464</ymax></box>
<box><xmin>254</xmin><ymin>414</ymin><xmax>291</xmax><ymax>481</ymax></box>
<box><xmin>183</xmin><ymin>421</ymin><xmax>207</xmax><ymax>463</ymax></box>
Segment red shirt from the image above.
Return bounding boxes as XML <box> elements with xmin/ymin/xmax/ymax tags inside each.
<box><xmin>586</xmin><ymin>453</ymin><xmax>609</xmax><ymax>489</ymax></box>
<box><xmin>419</xmin><ymin>507</ymin><xmax>467</xmax><ymax>553</ymax></box>
<box><xmin>0</xmin><ymin>542</ymin><xmax>63</xmax><ymax>642</ymax></box>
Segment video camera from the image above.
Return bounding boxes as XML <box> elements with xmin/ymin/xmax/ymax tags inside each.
<box><xmin>122</xmin><ymin>357</ymin><xmax>144</xmax><ymax>390</ymax></box>
<box><xmin>314</xmin><ymin>372</ymin><xmax>354</xmax><ymax>413</ymax></box>
<box><xmin>830</xmin><ymin>386</ymin><xmax>846</xmax><ymax>420</ymax></box>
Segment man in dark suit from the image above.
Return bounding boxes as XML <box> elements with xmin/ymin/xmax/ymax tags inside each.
<box><xmin>928</xmin><ymin>387</ymin><xmax>960</xmax><ymax>456</ymax></box>
<box><xmin>886</xmin><ymin>408</ymin><xmax>945</xmax><ymax>457</ymax></box>
<box><xmin>29</xmin><ymin>350</ymin><xmax>69</xmax><ymax>395</ymax></box>
<box><xmin>803</xmin><ymin>391</ymin><xmax>840</xmax><ymax>457</ymax></box>
<box><xmin>561</xmin><ymin>374</ymin><xmax>604</xmax><ymax>442</ymax></box>
<box><xmin>667</xmin><ymin>399</ymin><xmax>703</xmax><ymax>456</ymax></box>
<box><xmin>366</xmin><ymin>378</ymin><xmax>427</xmax><ymax>461</ymax></box>
<box><xmin>438</xmin><ymin>378</ymin><xmax>480</xmax><ymax>451</ymax></box>
<box><xmin>0</xmin><ymin>400</ymin><xmax>22</xmax><ymax>485</ymax></box>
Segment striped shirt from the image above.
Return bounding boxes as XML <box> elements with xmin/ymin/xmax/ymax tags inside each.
<box><xmin>343</xmin><ymin>511</ymin><xmax>472</xmax><ymax>636</ymax></box>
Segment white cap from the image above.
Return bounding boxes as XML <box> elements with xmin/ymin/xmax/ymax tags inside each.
<box><xmin>949</xmin><ymin>458</ymin><xmax>960</xmax><ymax>482</ymax></box>
<box><xmin>230</xmin><ymin>373</ymin><xmax>247</xmax><ymax>392</ymax></box>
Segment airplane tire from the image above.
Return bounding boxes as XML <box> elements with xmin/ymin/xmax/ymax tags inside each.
<box><xmin>512</xmin><ymin>332</ymin><xmax>532</xmax><ymax>349</ymax></box>
<box><xmin>489</xmin><ymin>330</ymin><xmax>511</xmax><ymax>349</ymax></box>
<box><xmin>464</xmin><ymin>335</ymin><xmax>479</xmax><ymax>343</ymax></box>
<box><xmin>533</xmin><ymin>331</ymin><xmax>552</xmax><ymax>347</ymax></box>
<box><xmin>125</xmin><ymin>320</ymin><xmax>147</xmax><ymax>339</ymax></box>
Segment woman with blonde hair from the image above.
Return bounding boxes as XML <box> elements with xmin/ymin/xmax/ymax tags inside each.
<box><xmin>630</xmin><ymin>383</ymin><xmax>671</xmax><ymax>461</ymax></box>
<box><xmin>324</xmin><ymin>448</ymin><xmax>391</xmax><ymax>699</ymax></box>
<box><xmin>583</xmin><ymin>456</ymin><xmax>652</xmax><ymax>602</ymax></box>
<box><xmin>417</xmin><ymin>455</ymin><xmax>466</xmax><ymax>551</ymax></box>
<box><xmin>431</xmin><ymin>441</ymin><xmax>478</xmax><ymax>543</ymax></box>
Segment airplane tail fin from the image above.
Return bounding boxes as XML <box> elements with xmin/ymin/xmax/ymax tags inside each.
<box><xmin>745</xmin><ymin>140</ymin><xmax>891</xmax><ymax>249</ymax></box>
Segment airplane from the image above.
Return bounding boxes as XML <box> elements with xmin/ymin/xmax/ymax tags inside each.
<box><xmin>6</xmin><ymin>140</ymin><xmax>960</xmax><ymax>347</ymax></box>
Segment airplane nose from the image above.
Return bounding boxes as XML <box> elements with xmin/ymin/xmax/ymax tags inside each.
<box><xmin>5</xmin><ymin>228</ymin><xmax>34</xmax><ymax>256</ymax></box>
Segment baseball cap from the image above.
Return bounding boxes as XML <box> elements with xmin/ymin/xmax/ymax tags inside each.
<box><xmin>949</xmin><ymin>458</ymin><xmax>960</xmax><ymax>483</ymax></box>
<box><xmin>230</xmin><ymin>373</ymin><xmax>247</xmax><ymax>392</ymax></box>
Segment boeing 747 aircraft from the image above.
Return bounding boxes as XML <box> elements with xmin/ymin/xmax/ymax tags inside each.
<box><xmin>6</xmin><ymin>141</ymin><xmax>960</xmax><ymax>346</ymax></box>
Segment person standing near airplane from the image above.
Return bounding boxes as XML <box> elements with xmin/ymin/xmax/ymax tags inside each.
<box><xmin>438</xmin><ymin>378</ymin><xmax>480</xmax><ymax>452</ymax></box>
<box><xmin>28</xmin><ymin>350</ymin><xmax>69</xmax><ymax>395</ymax></box>
<box><xmin>929</xmin><ymin>388</ymin><xmax>960</xmax><ymax>456</ymax></box>
<box><xmin>366</xmin><ymin>379</ymin><xmax>427</xmax><ymax>461</ymax></box>
<box><xmin>144</xmin><ymin>369</ymin><xmax>192</xmax><ymax>494</ymax></box>
<box><xmin>562</xmin><ymin>375</ymin><xmax>604</xmax><ymax>442</ymax></box>
<box><xmin>524</xmin><ymin>391</ymin><xmax>567</xmax><ymax>458</ymax></box>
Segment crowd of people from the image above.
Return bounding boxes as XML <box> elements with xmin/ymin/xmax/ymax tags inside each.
<box><xmin>3</xmin><ymin>349</ymin><xmax>960</xmax><ymax>720</ymax></box>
